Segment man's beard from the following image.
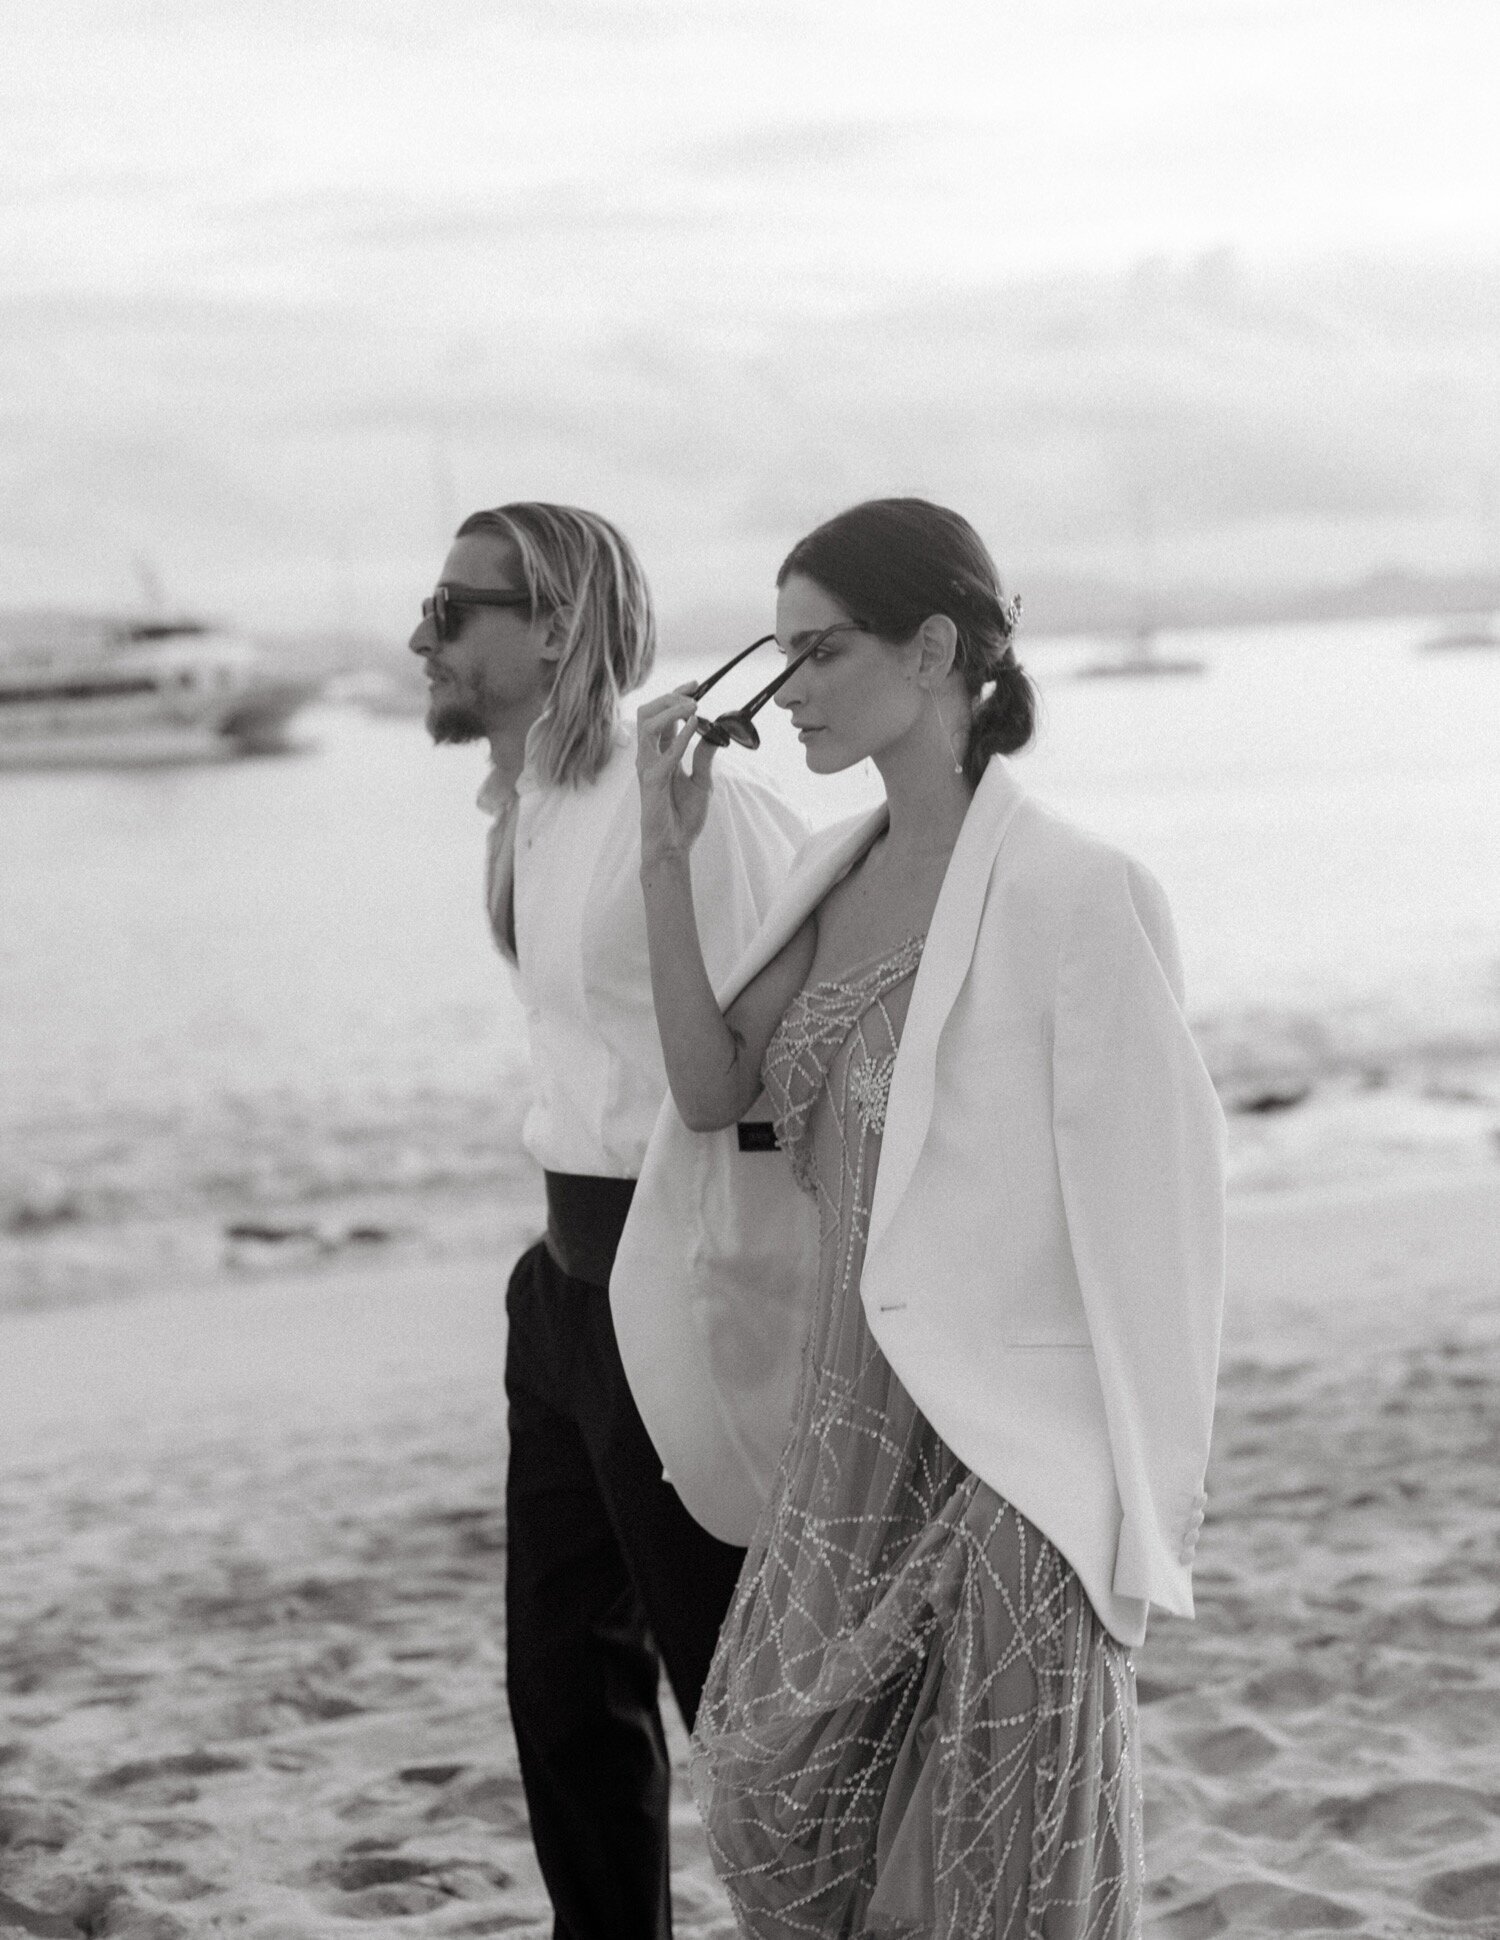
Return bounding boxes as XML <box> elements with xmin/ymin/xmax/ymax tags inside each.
<box><xmin>426</xmin><ymin>696</ymin><xmax>487</xmax><ymax>744</ymax></box>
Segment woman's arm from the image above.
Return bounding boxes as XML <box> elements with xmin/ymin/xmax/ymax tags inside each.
<box><xmin>637</xmin><ymin>690</ymin><xmax>815</xmax><ymax>1130</ymax></box>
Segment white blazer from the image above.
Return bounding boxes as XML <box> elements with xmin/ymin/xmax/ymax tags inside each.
<box><xmin>610</xmin><ymin>756</ymin><xmax>1226</xmax><ymax>1647</ymax></box>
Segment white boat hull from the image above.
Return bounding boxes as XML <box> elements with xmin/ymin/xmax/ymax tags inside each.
<box><xmin>0</xmin><ymin>620</ymin><xmax>316</xmax><ymax>768</ymax></box>
<box><xmin>0</xmin><ymin>721</ymin><xmax>253</xmax><ymax>767</ymax></box>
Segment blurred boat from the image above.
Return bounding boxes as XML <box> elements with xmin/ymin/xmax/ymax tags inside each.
<box><xmin>1077</xmin><ymin>491</ymin><xmax>1205</xmax><ymax>679</ymax></box>
<box><xmin>322</xmin><ymin>665</ymin><xmax>429</xmax><ymax>718</ymax></box>
<box><xmin>1417</xmin><ymin>615</ymin><xmax>1499</xmax><ymax>653</ymax></box>
<box><xmin>0</xmin><ymin>613</ymin><xmax>319</xmax><ymax>766</ymax></box>
<box><xmin>1076</xmin><ymin>623</ymin><xmax>1205</xmax><ymax>680</ymax></box>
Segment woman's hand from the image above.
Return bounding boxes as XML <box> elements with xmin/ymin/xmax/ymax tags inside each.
<box><xmin>636</xmin><ymin>687</ymin><xmax>720</xmax><ymax>868</ymax></box>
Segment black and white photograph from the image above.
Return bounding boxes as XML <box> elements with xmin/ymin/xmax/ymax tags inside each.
<box><xmin>2</xmin><ymin>5</ymin><xmax>1498</xmax><ymax>1936</ymax></box>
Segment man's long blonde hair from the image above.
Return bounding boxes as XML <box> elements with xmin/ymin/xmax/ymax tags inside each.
<box><xmin>456</xmin><ymin>502</ymin><xmax>656</xmax><ymax>788</ymax></box>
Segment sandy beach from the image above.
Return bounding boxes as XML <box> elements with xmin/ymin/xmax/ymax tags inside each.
<box><xmin>1</xmin><ymin>1164</ymin><xmax>1498</xmax><ymax>1939</ymax></box>
<box><xmin>7</xmin><ymin>0</ymin><xmax>1500</xmax><ymax>1929</ymax></box>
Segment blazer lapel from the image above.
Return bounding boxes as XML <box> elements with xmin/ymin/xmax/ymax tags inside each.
<box><xmin>867</xmin><ymin>759</ymin><xmax>1027</xmax><ymax>1255</ymax></box>
<box><xmin>714</xmin><ymin>804</ymin><xmax>889</xmax><ymax>1009</ymax></box>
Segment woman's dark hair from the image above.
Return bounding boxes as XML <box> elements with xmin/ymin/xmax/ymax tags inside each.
<box><xmin>777</xmin><ymin>498</ymin><xmax>1035</xmax><ymax>781</ymax></box>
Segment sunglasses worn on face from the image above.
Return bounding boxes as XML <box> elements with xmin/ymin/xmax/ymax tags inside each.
<box><xmin>421</xmin><ymin>582</ymin><xmax>533</xmax><ymax>643</ymax></box>
<box><xmin>690</xmin><ymin>621</ymin><xmax>868</xmax><ymax>750</ymax></box>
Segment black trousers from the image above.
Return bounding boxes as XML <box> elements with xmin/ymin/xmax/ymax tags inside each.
<box><xmin>504</xmin><ymin>1230</ymin><xmax>746</xmax><ymax>1940</ymax></box>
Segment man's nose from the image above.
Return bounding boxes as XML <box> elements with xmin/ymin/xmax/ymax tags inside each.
<box><xmin>408</xmin><ymin>622</ymin><xmax>433</xmax><ymax>658</ymax></box>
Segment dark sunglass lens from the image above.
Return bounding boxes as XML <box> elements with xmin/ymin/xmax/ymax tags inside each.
<box><xmin>721</xmin><ymin>716</ymin><xmax>761</xmax><ymax>750</ymax></box>
<box><xmin>697</xmin><ymin>720</ymin><xmax>733</xmax><ymax>748</ymax></box>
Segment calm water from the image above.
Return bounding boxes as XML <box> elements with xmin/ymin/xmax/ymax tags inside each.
<box><xmin>3</xmin><ymin>617</ymin><xmax>1497</xmax><ymax>1226</ymax></box>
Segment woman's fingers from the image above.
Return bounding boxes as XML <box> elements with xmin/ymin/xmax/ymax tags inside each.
<box><xmin>636</xmin><ymin>694</ymin><xmax>698</xmax><ymax>767</ymax></box>
<box><xmin>653</xmin><ymin>716</ymin><xmax>697</xmax><ymax>766</ymax></box>
<box><xmin>637</xmin><ymin>711</ymin><xmax>701</xmax><ymax>785</ymax></box>
<box><xmin>638</xmin><ymin>690</ymin><xmax>695</xmax><ymax>726</ymax></box>
<box><xmin>687</xmin><ymin>731</ymin><xmax>720</xmax><ymax>789</ymax></box>
<box><xmin>664</xmin><ymin>719</ymin><xmax>701</xmax><ymax>779</ymax></box>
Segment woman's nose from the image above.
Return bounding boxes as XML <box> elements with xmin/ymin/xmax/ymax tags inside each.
<box><xmin>772</xmin><ymin>673</ymin><xmax>802</xmax><ymax>710</ymax></box>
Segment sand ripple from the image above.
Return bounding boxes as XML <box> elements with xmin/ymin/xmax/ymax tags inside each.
<box><xmin>1</xmin><ymin>1185</ymin><xmax>1496</xmax><ymax>1936</ymax></box>
<box><xmin>1138</xmin><ymin>1192</ymin><xmax>1500</xmax><ymax>1937</ymax></box>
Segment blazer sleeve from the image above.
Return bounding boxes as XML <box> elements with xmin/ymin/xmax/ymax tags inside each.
<box><xmin>1051</xmin><ymin>854</ymin><xmax>1226</xmax><ymax>1617</ymax></box>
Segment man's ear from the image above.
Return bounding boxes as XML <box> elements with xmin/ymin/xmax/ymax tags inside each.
<box><xmin>916</xmin><ymin>614</ymin><xmax>958</xmax><ymax>687</ymax></box>
<box><xmin>538</xmin><ymin>607</ymin><xmax>571</xmax><ymax>664</ymax></box>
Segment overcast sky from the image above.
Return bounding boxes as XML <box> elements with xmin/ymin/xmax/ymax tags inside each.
<box><xmin>7</xmin><ymin>1</ymin><xmax>1498</xmax><ymax>307</ymax></box>
<box><xmin>2</xmin><ymin>1</ymin><xmax>1498</xmax><ymax>626</ymax></box>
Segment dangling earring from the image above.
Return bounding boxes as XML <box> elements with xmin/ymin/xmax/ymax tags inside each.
<box><xmin>928</xmin><ymin>687</ymin><xmax>962</xmax><ymax>775</ymax></box>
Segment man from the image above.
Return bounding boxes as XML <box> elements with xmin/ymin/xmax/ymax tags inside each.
<box><xmin>411</xmin><ymin>503</ymin><xmax>805</xmax><ymax>1940</ymax></box>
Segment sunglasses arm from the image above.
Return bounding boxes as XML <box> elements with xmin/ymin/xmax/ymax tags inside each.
<box><xmin>685</xmin><ymin>633</ymin><xmax>776</xmax><ymax>703</ymax></box>
<box><xmin>733</xmin><ymin>636</ymin><xmax>823</xmax><ymax>718</ymax></box>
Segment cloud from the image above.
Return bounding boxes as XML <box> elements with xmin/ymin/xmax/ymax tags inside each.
<box><xmin>676</xmin><ymin>115</ymin><xmax>933</xmax><ymax>184</ymax></box>
<box><xmin>211</xmin><ymin>181</ymin><xmax>719</xmax><ymax>255</ymax></box>
<box><xmin>3</xmin><ymin>253</ymin><xmax>1495</xmax><ymax>627</ymax></box>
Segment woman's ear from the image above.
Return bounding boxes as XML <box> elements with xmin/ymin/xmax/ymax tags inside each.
<box><xmin>916</xmin><ymin>614</ymin><xmax>959</xmax><ymax>688</ymax></box>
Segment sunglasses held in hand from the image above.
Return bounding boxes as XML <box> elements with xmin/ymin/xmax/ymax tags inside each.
<box><xmin>688</xmin><ymin>622</ymin><xmax>867</xmax><ymax>750</ymax></box>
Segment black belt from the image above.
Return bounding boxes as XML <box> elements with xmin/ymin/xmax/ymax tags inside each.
<box><xmin>543</xmin><ymin>1171</ymin><xmax>637</xmax><ymax>1290</ymax></box>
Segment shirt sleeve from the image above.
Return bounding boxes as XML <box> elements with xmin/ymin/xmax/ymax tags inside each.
<box><xmin>1050</xmin><ymin>853</ymin><xmax>1226</xmax><ymax>1617</ymax></box>
<box><xmin>689</xmin><ymin>770</ymin><xmax>809</xmax><ymax>989</ymax></box>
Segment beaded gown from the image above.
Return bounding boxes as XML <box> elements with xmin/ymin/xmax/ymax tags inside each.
<box><xmin>690</xmin><ymin>938</ymin><xmax>1144</xmax><ymax>1938</ymax></box>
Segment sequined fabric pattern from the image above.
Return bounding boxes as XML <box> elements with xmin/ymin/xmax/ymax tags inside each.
<box><xmin>689</xmin><ymin>934</ymin><xmax>1143</xmax><ymax>1938</ymax></box>
<box><xmin>770</xmin><ymin>935</ymin><xmax>922</xmax><ymax>1196</ymax></box>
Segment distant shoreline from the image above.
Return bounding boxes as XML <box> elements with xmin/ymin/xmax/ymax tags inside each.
<box><xmin>655</xmin><ymin>571</ymin><xmax>1500</xmax><ymax>657</ymax></box>
<box><xmin>1010</xmin><ymin>566</ymin><xmax>1500</xmax><ymax>639</ymax></box>
<box><xmin>7</xmin><ymin>571</ymin><xmax>1500</xmax><ymax>679</ymax></box>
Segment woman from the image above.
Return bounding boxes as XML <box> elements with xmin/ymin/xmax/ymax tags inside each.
<box><xmin>619</xmin><ymin>499</ymin><xmax>1225</xmax><ymax>1935</ymax></box>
